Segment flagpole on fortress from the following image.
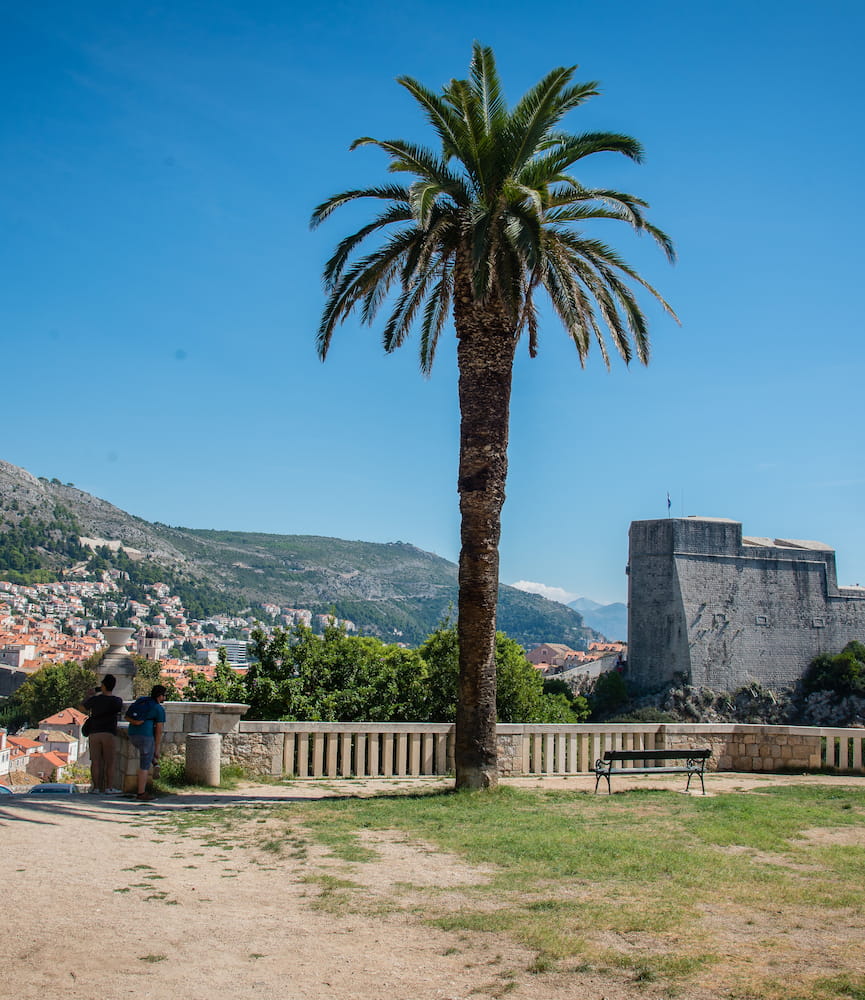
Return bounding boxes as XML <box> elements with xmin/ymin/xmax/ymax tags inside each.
<box><xmin>666</xmin><ymin>492</ymin><xmax>671</xmax><ymax>518</ymax></box>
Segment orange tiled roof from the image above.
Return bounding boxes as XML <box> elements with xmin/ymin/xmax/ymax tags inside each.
<box><xmin>40</xmin><ymin>708</ymin><xmax>87</xmax><ymax>726</ymax></box>
<box><xmin>32</xmin><ymin>750</ymin><xmax>68</xmax><ymax>769</ymax></box>
<box><xmin>7</xmin><ymin>735</ymin><xmax>42</xmax><ymax>750</ymax></box>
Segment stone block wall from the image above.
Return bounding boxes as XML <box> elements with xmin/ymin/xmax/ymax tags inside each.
<box><xmin>659</xmin><ymin>724</ymin><xmax>823</xmax><ymax>772</ymax></box>
<box><xmin>222</xmin><ymin>730</ymin><xmax>284</xmax><ymax>775</ymax></box>
<box><xmin>628</xmin><ymin>517</ymin><xmax>865</xmax><ymax>694</ymax></box>
<box><xmin>116</xmin><ymin>701</ymin><xmax>249</xmax><ymax>790</ymax></box>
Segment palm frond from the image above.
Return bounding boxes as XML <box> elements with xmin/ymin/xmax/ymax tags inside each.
<box><xmin>397</xmin><ymin>75</ymin><xmax>467</xmax><ymax>161</ymax></box>
<box><xmin>542</xmin><ymin>130</ymin><xmax>644</xmax><ymax>172</ymax></box>
<box><xmin>323</xmin><ymin>204</ymin><xmax>415</xmax><ymax>290</ymax></box>
<box><xmin>314</xmin><ymin>43</ymin><xmax>676</xmax><ymax>374</ymax></box>
<box><xmin>542</xmin><ymin>243</ymin><xmax>596</xmax><ymax>363</ymax></box>
<box><xmin>554</xmin><ymin>229</ymin><xmax>679</xmax><ymax>322</ymax></box>
<box><xmin>502</xmin><ymin>202</ymin><xmax>542</xmax><ymax>273</ymax></box>
<box><xmin>316</xmin><ymin>228</ymin><xmax>421</xmax><ymax>358</ymax></box>
<box><xmin>419</xmin><ymin>265</ymin><xmax>453</xmax><ymax>374</ymax></box>
<box><xmin>382</xmin><ymin>260</ymin><xmax>439</xmax><ymax>353</ymax></box>
<box><xmin>469</xmin><ymin>42</ymin><xmax>507</xmax><ymax>135</ymax></box>
<box><xmin>350</xmin><ymin>137</ymin><xmax>470</xmax><ymax>201</ymax></box>
<box><xmin>310</xmin><ymin>184</ymin><xmax>411</xmax><ymax>229</ymax></box>
<box><xmin>524</xmin><ymin>288</ymin><xmax>539</xmax><ymax>357</ymax></box>
<box><xmin>508</xmin><ymin>71</ymin><xmax>600</xmax><ymax>176</ymax></box>
<box><xmin>443</xmin><ymin>77</ymin><xmax>487</xmax><ymax>192</ymax></box>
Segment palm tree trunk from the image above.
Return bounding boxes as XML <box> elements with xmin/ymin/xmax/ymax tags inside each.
<box><xmin>454</xmin><ymin>277</ymin><xmax>517</xmax><ymax>790</ymax></box>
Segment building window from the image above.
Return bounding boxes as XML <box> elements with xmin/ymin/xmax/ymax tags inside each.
<box><xmin>811</xmin><ymin>617</ymin><xmax>825</xmax><ymax>628</ymax></box>
<box><xmin>755</xmin><ymin>615</ymin><xmax>769</xmax><ymax>626</ymax></box>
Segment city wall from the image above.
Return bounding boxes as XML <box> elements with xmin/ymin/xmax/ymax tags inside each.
<box><xmin>627</xmin><ymin>517</ymin><xmax>865</xmax><ymax>694</ymax></box>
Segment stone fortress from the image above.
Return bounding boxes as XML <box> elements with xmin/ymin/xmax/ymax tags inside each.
<box><xmin>627</xmin><ymin>517</ymin><xmax>865</xmax><ymax>694</ymax></box>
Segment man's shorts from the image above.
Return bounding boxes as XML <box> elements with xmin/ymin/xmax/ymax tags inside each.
<box><xmin>129</xmin><ymin>734</ymin><xmax>156</xmax><ymax>770</ymax></box>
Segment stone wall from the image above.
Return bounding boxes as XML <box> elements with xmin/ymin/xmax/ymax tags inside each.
<box><xmin>628</xmin><ymin>517</ymin><xmax>865</xmax><ymax>694</ymax></box>
<box><xmin>657</xmin><ymin>723</ymin><xmax>823</xmax><ymax>772</ymax></box>
<box><xmin>113</xmin><ymin>709</ymin><xmax>863</xmax><ymax>789</ymax></box>
<box><xmin>218</xmin><ymin>721</ymin><xmax>860</xmax><ymax>777</ymax></box>
<box><xmin>157</xmin><ymin>702</ymin><xmax>249</xmax><ymax>759</ymax></box>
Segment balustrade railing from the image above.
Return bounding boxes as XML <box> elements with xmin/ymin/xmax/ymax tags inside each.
<box><xmin>229</xmin><ymin>720</ymin><xmax>865</xmax><ymax>780</ymax></box>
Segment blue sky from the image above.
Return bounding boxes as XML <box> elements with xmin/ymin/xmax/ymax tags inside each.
<box><xmin>3</xmin><ymin>0</ymin><xmax>863</xmax><ymax>606</ymax></box>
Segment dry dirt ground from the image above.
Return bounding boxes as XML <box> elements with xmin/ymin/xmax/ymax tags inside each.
<box><xmin>2</xmin><ymin>772</ymin><xmax>862</xmax><ymax>1000</ymax></box>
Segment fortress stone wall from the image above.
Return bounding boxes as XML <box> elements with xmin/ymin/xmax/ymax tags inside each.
<box><xmin>627</xmin><ymin>517</ymin><xmax>865</xmax><ymax>693</ymax></box>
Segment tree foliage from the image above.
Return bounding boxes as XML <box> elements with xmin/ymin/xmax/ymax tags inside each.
<box><xmin>225</xmin><ymin>622</ymin><xmax>586</xmax><ymax>724</ymax></box>
<box><xmin>587</xmin><ymin>668</ymin><xmax>629</xmax><ymax>720</ymax></box>
<box><xmin>7</xmin><ymin>660</ymin><xmax>98</xmax><ymax>726</ymax></box>
<box><xmin>0</xmin><ymin>513</ymin><xmax>88</xmax><ymax>584</ymax></box>
<box><xmin>243</xmin><ymin>623</ymin><xmax>430</xmax><ymax>722</ymax></box>
<box><xmin>132</xmin><ymin>656</ymin><xmax>181</xmax><ymax>699</ymax></box>
<box><xmin>802</xmin><ymin>641</ymin><xmax>865</xmax><ymax>698</ymax></box>
<box><xmin>419</xmin><ymin>626</ymin><xmax>589</xmax><ymax>723</ymax></box>
<box><xmin>183</xmin><ymin>648</ymin><xmax>248</xmax><ymax>704</ymax></box>
<box><xmin>311</xmin><ymin>43</ymin><xmax>675</xmax><ymax>371</ymax></box>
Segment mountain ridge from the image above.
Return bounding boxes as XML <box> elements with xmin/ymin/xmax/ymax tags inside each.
<box><xmin>0</xmin><ymin>458</ymin><xmax>596</xmax><ymax>649</ymax></box>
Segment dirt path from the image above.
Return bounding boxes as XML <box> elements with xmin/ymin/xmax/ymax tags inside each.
<box><xmin>2</xmin><ymin>773</ymin><xmax>861</xmax><ymax>1000</ymax></box>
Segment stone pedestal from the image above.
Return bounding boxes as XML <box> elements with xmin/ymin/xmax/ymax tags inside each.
<box><xmin>99</xmin><ymin>628</ymin><xmax>137</xmax><ymax>702</ymax></box>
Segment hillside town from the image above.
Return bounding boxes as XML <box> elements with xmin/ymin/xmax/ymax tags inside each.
<box><xmin>0</xmin><ymin>572</ymin><xmax>358</xmax><ymax>695</ymax></box>
<box><xmin>0</xmin><ymin>570</ymin><xmax>623</xmax><ymax>688</ymax></box>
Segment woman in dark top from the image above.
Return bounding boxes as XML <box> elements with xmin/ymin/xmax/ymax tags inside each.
<box><xmin>83</xmin><ymin>674</ymin><xmax>124</xmax><ymax>793</ymax></box>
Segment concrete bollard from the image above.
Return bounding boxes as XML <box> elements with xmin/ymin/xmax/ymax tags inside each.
<box><xmin>185</xmin><ymin>732</ymin><xmax>222</xmax><ymax>787</ymax></box>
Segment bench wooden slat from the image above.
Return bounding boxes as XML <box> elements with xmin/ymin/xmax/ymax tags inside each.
<box><xmin>594</xmin><ymin>746</ymin><xmax>711</xmax><ymax>795</ymax></box>
<box><xmin>602</xmin><ymin>749</ymin><xmax>711</xmax><ymax>762</ymax></box>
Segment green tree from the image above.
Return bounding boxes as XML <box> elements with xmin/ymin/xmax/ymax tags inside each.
<box><xmin>419</xmin><ymin>626</ymin><xmax>588</xmax><ymax>723</ymax></box>
<box><xmin>244</xmin><ymin>624</ymin><xmax>430</xmax><ymax>722</ymax></box>
<box><xmin>8</xmin><ymin>661</ymin><xmax>98</xmax><ymax>726</ymax></box>
<box><xmin>132</xmin><ymin>656</ymin><xmax>181</xmax><ymax>700</ymax></box>
<box><xmin>184</xmin><ymin>647</ymin><xmax>248</xmax><ymax>703</ymax></box>
<box><xmin>588</xmin><ymin>669</ymin><xmax>629</xmax><ymax>719</ymax></box>
<box><xmin>312</xmin><ymin>44</ymin><xmax>675</xmax><ymax>787</ymax></box>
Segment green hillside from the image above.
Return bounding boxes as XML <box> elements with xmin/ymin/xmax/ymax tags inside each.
<box><xmin>0</xmin><ymin>458</ymin><xmax>594</xmax><ymax>648</ymax></box>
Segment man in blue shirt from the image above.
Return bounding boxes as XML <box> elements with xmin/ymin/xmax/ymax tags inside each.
<box><xmin>125</xmin><ymin>685</ymin><xmax>167</xmax><ymax>801</ymax></box>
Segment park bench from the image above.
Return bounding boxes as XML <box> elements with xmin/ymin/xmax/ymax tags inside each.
<box><xmin>594</xmin><ymin>748</ymin><xmax>712</xmax><ymax>795</ymax></box>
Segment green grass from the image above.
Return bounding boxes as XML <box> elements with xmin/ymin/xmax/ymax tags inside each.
<box><xmin>152</xmin><ymin>760</ymin><xmax>246</xmax><ymax>793</ymax></box>
<box><xmin>293</xmin><ymin>784</ymin><xmax>865</xmax><ymax>994</ymax></box>
<box><xmin>150</xmin><ymin>782</ymin><xmax>865</xmax><ymax>999</ymax></box>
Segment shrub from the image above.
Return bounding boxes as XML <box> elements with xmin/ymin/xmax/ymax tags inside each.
<box><xmin>802</xmin><ymin>642</ymin><xmax>865</xmax><ymax>699</ymax></box>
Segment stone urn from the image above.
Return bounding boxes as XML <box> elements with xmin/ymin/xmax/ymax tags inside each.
<box><xmin>99</xmin><ymin>627</ymin><xmax>137</xmax><ymax>701</ymax></box>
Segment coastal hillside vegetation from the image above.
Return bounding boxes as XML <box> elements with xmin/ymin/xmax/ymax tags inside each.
<box><xmin>0</xmin><ymin>457</ymin><xmax>594</xmax><ymax>648</ymax></box>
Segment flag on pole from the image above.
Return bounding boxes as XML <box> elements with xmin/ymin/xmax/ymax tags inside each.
<box><xmin>666</xmin><ymin>492</ymin><xmax>672</xmax><ymax>516</ymax></box>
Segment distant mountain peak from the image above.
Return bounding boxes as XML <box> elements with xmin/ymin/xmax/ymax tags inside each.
<box><xmin>570</xmin><ymin>597</ymin><xmax>604</xmax><ymax>613</ymax></box>
<box><xmin>567</xmin><ymin>597</ymin><xmax>627</xmax><ymax>642</ymax></box>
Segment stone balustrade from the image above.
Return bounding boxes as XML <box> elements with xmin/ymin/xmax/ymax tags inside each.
<box><xmin>226</xmin><ymin>720</ymin><xmax>862</xmax><ymax>780</ymax></box>
<box><xmin>112</xmin><ymin>702</ymin><xmax>865</xmax><ymax>787</ymax></box>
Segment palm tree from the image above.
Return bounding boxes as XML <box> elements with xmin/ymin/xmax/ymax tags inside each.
<box><xmin>311</xmin><ymin>43</ymin><xmax>677</xmax><ymax>789</ymax></box>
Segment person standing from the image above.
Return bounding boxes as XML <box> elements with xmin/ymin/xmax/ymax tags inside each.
<box><xmin>125</xmin><ymin>684</ymin><xmax>167</xmax><ymax>802</ymax></box>
<box><xmin>83</xmin><ymin>674</ymin><xmax>124</xmax><ymax>794</ymax></box>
